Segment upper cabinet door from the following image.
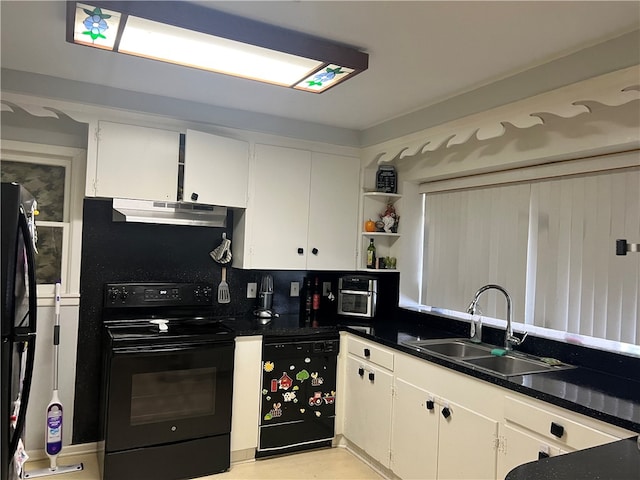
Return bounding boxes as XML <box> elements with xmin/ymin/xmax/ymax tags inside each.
<box><xmin>306</xmin><ymin>152</ymin><xmax>359</xmax><ymax>270</ymax></box>
<box><xmin>183</xmin><ymin>130</ymin><xmax>249</xmax><ymax>208</ymax></box>
<box><xmin>94</xmin><ymin>121</ymin><xmax>179</xmax><ymax>201</ymax></box>
<box><xmin>249</xmin><ymin>144</ymin><xmax>311</xmax><ymax>270</ymax></box>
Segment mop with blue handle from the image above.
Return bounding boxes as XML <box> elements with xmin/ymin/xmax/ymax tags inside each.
<box><xmin>26</xmin><ymin>282</ymin><xmax>83</xmax><ymax>478</ymax></box>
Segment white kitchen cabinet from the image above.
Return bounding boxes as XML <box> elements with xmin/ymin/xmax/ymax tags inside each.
<box><xmin>392</xmin><ymin>349</ymin><xmax>501</xmax><ymax>480</ymax></box>
<box><xmin>391</xmin><ymin>378</ymin><xmax>498</xmax><ymax>480</ymax></box>
<box><xmin>233</xmin><ymin>144</ymin><xmax>359</xmax><ymax>270</ymax></box>
<box><xmin>343</xmin><ymin>335</ymin><xmax>635</xmax><ymax>480</ymax></box>
<box><xmin>344</xmin><ymin>355</ymin><xmax>394</xmax><ymax>468</ymax></box>
<box><xmin>183</xmin><ymin>129</ymin><xmax>249</xmax><ymax>208</ymax></box>
<box><xmin>307</xmin><ymin>152</ymin><xmax>360</xmax><ymax>270</ymax></box>
<box><xmin>88</xmin><ymin>121</ymin><xmax>180</xmax><ymax>201</ymax></box>
<box><xmin>342</xmin><ymin>336</ymin><xmax>395</xmax><ymax>468</ymax></box>
<box><xmin>496</xmin><ymin>393</ymin><xmax>632</xmax><ymax>478</ymax></box>
<box><xmin>496</xmin><ymin>423</ymin><xmax>563</xmax><ymax>480</ymax></box>
<box><xmin>230</xmin><ymin>336</ymin><xmax>262</xmax><ymax>461</ymax></box>
<box><xmin>436</xmin><ymin>398</ymin><xmax>498</xmax><ymax>479</ymax></box>
<box><xmin>391</xmin><ymin>378</ymin><xmax>439</xmax><ymax>479</ymax></box>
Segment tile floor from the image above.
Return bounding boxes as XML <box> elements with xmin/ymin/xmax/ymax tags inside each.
<box><xmin>24</xmin><ymin>447</ymin><xmax>384</xmax><ymax>480</ymax></box>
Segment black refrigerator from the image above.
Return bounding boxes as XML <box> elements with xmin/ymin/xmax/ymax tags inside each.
<box><xmin>1</xmin><ymin>183</ymin><xmax>38</xmax><ymax>480</ymax></box>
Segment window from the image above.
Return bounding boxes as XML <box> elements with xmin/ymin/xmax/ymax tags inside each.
<box><xmin>1</xmin><ymin>141</ymin><xmax>85</xmax><ymax>296</ymax></box>
<box><xmin>421</xmin><ymin>150</ymin><xmax>640</xmax><ymax>350</ymax></box>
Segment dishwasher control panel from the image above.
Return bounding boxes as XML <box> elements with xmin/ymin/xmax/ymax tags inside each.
<box><xmin>263</xmin><ymin>338</ymin><xmax>339</xmax><ymax>356</ymax></box>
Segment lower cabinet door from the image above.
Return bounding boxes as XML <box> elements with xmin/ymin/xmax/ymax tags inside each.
<box><xmin>391</xmin><ymin>378</ymin><xmax>439</xmax><ymax>479</ymax></box>
<box><xmin>343</xmin><ymin>355</ymin><xmax>393</xmax><ymax>468</ymax></box>
<box><xmin>497</xmin><ymin>423</ymin><xmax>563</xmax><ymax>480</ymax></box>
<box><xmin>436</xmin><ymin>399</ymin><xmax>499</xmax><ymax>480</ymax></box>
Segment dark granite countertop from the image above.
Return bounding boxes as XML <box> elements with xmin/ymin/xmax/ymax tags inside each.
<box><xmin>227</xmin><ymin>310</ymin><xmax>640</xmax><ymax>433</ymax></box>
<box><xmin>343</xmin><ymin>320</ymin><xmax>640</xmax><ymax>433</ymax></box>
<box><xmin>228</xmin><ymin>309</ymin><xmax>640</xmax><ymax>479</ymax></box>
<box><xmin>506</xmin><ymin>436</ymin><xmax>640</xmax><ymax>480</ymax></box>
<box><xmin>223</xmin><ymin>314</ymin><xmax>339</xmax><ymax>339</ymax></box>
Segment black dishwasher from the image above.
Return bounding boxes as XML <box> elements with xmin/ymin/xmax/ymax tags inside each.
<box><xmin>257</xmin><ymin>333</ymin><xmax>339</xmax><ymax>458</ymax></box>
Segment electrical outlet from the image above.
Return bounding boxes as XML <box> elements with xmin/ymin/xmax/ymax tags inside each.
<box><xmin>322</xmin><ymin>281</ymin><xmax>331</xmax><ymax>296</ymax></box>
<box><xmin>290</xmin><ymin>282</ymin><xmax>300</xmax><ymax>297</ymax></box>
<box><xmin>247</xmin><ymin>282</ymin><xmax>257</xmax><ymax>298</ymax></box>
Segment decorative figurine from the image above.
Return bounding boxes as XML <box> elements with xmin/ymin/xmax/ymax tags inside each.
<box><xmin>379</xmin><ymin>203</ymin><xmax>399</xmax><ymax>233</ymax></box>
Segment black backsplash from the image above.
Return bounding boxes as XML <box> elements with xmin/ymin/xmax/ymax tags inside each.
<box><xmin>72</xmin><ymin>198</ymin><xmax>399</xmax><ymax>444</ymax></box>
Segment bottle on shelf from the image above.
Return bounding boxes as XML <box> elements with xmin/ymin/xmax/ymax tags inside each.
<box><xmin>366</xmin><ymin>238</ymin><xmax>376</xmax><ymax>269</ymax></box>
<box><xmin>302</xmin><ymin>277</ymin><xmax>312</xmax><ymax>324</ymax></box>
<box><xmin>312</xmin><ymin>277</ymin><xmax>321</xmax><ymax>318</ymax></box>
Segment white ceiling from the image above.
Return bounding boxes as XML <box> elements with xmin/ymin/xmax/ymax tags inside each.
<box><xmin>1</xmin><ymin>1</ymin><xmax>639</xmax><ymax>138</ymax></box>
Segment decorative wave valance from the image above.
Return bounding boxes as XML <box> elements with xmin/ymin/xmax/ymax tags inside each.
<box><xmin>367</xmin><ymin>65</ymin><xmax>640</xmax><ymax>166</ymax></box>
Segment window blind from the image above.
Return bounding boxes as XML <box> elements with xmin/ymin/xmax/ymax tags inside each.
<box><xmin>528</xmin><ymin>169</ymin><xmax>639</xmax><ymax>344</ymax></box>
<box><xmin>423</xmin><ymin>183</ymin><xmax>530</xmax><ymax>322</ymax></box>
<box><xmin>422</xmin><ymin>151</ymin><xmax>639</xmax><ymax>345</ymax></box>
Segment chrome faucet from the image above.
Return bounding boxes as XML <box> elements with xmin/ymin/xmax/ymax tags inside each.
<box><xmin>467</xmin><ymin>284</ymin><xmax>527</xmax><ymax>350</ymax></box>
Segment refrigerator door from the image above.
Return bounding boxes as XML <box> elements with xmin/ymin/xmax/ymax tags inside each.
<box><xmin>1</xmin><ymin>183</ymin><xmax>38</xmax><ymax>480</ymax></box>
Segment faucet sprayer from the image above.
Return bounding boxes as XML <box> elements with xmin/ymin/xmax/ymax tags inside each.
<box><xmin>468</xmin><ymin>284</ymin><xmax>527</xmax><ymax>350</ymax></box>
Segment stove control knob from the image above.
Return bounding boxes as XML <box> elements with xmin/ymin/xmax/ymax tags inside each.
<box><xmin>202</xmin><ymin>286</ymin><xmax>212</xmax><ymax>299</ymax></box>
<box><xmin>193</xmin><ymin>287</ymin><xmax>201</xmax><ymax>299</ymax></box>
<box><xmin>108</xmin><ymin>288</ymin><xmax>119</xmax><ymax>302</ymax></box>
<box><xmin>120</xmin><ymin>288</ymin><xmax>129</xmax><ymax>301</ymax></box>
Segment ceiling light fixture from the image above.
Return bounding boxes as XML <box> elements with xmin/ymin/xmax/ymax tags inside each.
<box><xmin>65</xmin><ymin>1</ymin><xmax>369</xmax><ymax>93</ymax></box>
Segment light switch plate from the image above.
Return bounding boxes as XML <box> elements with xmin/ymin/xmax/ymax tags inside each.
<box><xmin>290</xmin><ymin>282</ymin><xmax>300</xmax><ymax>297</ymax></box>
<box><xmin>247</xmin><ymin>282</ymin><xmax>257</xmax><ymax>298</ymax></box>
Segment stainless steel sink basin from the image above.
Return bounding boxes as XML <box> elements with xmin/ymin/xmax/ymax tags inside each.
<box><xmin>402</xmin><ymin>338</ymin><xmax>576</xmax><ymax>377</ymax></box>
<box><xmin>463</xmin><ymin>355</ymin><xmax>573</xmax><ymax>377</ymax></box>
<box><xmin>404</xmin><ymin>339</ymin><xmax>492</xmax><ymax>358</ymax></box>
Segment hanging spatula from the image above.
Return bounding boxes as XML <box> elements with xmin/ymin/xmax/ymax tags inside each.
<box><xmin>218</xmin><ymin>267</ymin><xmax>230</xmax><ymax>303</ymax></box>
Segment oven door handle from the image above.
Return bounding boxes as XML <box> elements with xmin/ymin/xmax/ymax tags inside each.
<box><xmin>113</xmin><ymin>342</ymin><xmax>233</xmax><ymax>354</ymax></box>
<box><xmin>339</xmin><ymin>290</ymin><xmax>372</xmax><ymax>296</ymax></box>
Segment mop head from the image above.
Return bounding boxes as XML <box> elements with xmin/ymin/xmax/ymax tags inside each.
<box><xmin>25</xmin><ymin>463</ymin><xmax>84</xmax><ymax>478</ymax></box>
<box><xmin>210</xmin><ymin>235</ymin><xmax>232</xmax><ymax>264</ymax></box>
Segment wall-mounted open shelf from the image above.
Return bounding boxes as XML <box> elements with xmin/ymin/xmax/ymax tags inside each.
<box><xmin>360</xmin><ymin>191</ymin><xmax>402</xmax><ymax>270</ymax></box>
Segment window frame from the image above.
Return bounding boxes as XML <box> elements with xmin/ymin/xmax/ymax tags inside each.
<box><xmin>1</xmin><ymin>140</ymin><xmax>85</xmax><ymax>298</ymax></box>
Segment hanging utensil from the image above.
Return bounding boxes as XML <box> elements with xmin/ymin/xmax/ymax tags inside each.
<box><xmin>210</xmin><ymin>233</ymin><xmax>232</xmax><ymax>264</ymax></box>
<box><xmin>218</xmin><ymin>267</ymin><xmax>230</xmax><ymax>303</ymax></box>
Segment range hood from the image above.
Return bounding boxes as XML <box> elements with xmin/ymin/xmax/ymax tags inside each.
<box><xmin>112</xmin><ymin>198</ymin><xmax>227</xmax><ymax>227</ymax></box>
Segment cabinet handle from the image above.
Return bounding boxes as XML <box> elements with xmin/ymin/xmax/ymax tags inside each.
<box><xmin>363</xmin><ymin>348</ymin><xmax>370</xmax><ymax>357</ymax></box>
<box><xmin>441</xmin><ymin>406</ymin><xmax>451</xmax><ymax>419</ymax></box>
<box><xmin>311</xmin><ymin>247</ymin><xmax>318</xmax><ymax>255</ymax></box>
<box><xmin>550</xmin><ymin>422</ymin><xmax>565</xmax><ymax>438</ymax></box>
<box><xmin>358</xmin><ymin>367</ymin><xmax>365</xmax><ymax>377</ymax></box>
<box><xmin>426</xmin><ymin>400</ymin><xmax>435</xmax><ymax>410</ymax></box>
<box><xmin>368</xmin><ymin>372</ymin><xmax>375</xmax><ymax>382</ymax></box>
<box><xmin>297</xmin><ymin>248</ymin><xmax>304</xmax><ymax>255</ymax></box>
<box><xmin>191</xmin><ymin>192</ymin><xmax>198</xmax><ymax>201</ymax></box>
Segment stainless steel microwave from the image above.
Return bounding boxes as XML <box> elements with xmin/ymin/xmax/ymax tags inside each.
<box><xmin>337</xmin><ymin>276</ymin><xmax>377</xmax><ymax>318</ymax></box>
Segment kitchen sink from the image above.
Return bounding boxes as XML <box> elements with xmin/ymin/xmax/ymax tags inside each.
<box><xmin>402</xmin><ymin>338</ymin><xmax>575</xmax><ymax>377</ymax></box>
<box><xmin>463</xmin><ymin>354</ymin><xmax>574</xmax><ymax>377</ymax></box>
<box><xmin>403</xmin><ymin>339</ymin><xmax>492</xmax><ymax>358</ymax></box>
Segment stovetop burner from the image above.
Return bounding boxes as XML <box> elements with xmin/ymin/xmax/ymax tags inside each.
<box><xmin>106</xmin><ymin>316</ymin><xmax>236</xmax><ymax>347</ymax></box>
<box><xmin>102</xmin><ymin>282</ymin><xmax>236</xmax><ymax>347</ymax></box>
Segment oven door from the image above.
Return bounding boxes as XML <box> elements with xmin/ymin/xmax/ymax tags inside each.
<box><xmin>337</xmin><ymin>290</ymin><xmax>376</xmax><ymax>318</ymax></box>
<box><xmin>104</xmin><ymin>341</ymin><xmax>234</xmax><ymax>452</ymax></box>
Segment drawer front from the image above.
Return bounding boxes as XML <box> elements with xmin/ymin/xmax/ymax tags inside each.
<box><xmin>504</xmin><ymin>396</ymin><xmax>619</xmax><ymax>451</ymax></box>
<box><xmin>347</xmin><ymin>336</ymin><xmax>394</xmax><ymax>371</ymax></box>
